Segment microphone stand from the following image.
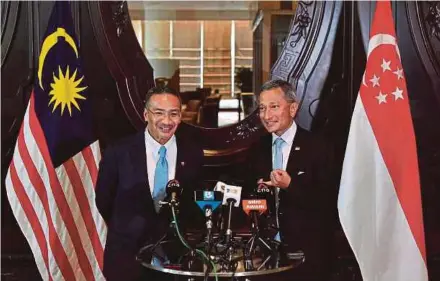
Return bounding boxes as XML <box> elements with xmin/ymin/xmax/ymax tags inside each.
<box><xmin>225</xmin><ymin>198</ymin><xmax>235</xmax><ymax>244</ymax></box>
<box><xmin>245</xmin><ymin>211</ymin><xmax>274</xmax><ymax>271</ymax></box>
<box><xmin>204</xmin><ymin>206</ymin><xmax>213</xmax><ymax>255</ymax></box>
<box><xmin>216</xmin><ymin>198</ymin><xmax>241</xmax><ymax>272</ymax></box>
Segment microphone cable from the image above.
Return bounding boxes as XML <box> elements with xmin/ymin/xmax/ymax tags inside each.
<box><xmin>171</xmin><ymin>205</ymin><xmax>218</xmax><ymax>281</ymax></box>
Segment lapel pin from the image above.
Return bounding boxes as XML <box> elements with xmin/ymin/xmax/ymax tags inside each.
<box><xmin>295</xmin><ymin>146</ymin><xmax>300</xmax><ymax>151</ymax></box>
<box><xmin>181</xmin><ymin>161</ymin><xmax>185</xmax><ymax>167</ymax></box>
<box><xmin>298</xmin><ymin>171</ymin><xmax>305</xmax><ymax>175</ymax></box>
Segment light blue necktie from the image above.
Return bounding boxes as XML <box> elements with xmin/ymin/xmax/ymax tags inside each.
<box><xmin>273</xmin><ymin>137</ymin><xmax>284</xmax><ymax>170</ymax></box>
<box><xmin>153</xmin><ymin>146</ymin><xmax>168</xmax><ymax>212</ymax></box>
<box><xmin>273</xmin><ymin>137</ymin><xmax>285</xmax><ymax>242</ymax></box>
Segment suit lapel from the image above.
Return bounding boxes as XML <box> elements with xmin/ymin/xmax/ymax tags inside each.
<box><xmin>286</xmin><ymin>127</ymin><xmax>306</xmax><ymax>178</ymax></box>
<box><xmin>175</xmin><ymin>135</ymin><xmax>187</xmax><ymax>181</ymax></box>
<box><xmin>129</xmin><ymin>130</ymin><xmax>154</xmax><ymax>209</ymax></box>
<box><xmin>262</xmin><ymin>134</ymin><xmax>273</xmax><ymax>176</ymax></box>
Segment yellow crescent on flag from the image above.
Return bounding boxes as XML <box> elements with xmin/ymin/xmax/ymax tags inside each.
<box><xmin>38</xmin><ymin>27</ymin><xmax>79</xmax><ymax>90</ymax></box>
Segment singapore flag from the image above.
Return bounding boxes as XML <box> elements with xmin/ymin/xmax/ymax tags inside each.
<box><xmin>337</xmin><ymin>1</ymin><xmax>429</xmax><ymax>281</ymax></box>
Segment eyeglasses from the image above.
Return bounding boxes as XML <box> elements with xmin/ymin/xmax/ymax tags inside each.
<box><xmin>258</xmin><ymin>104</ymin><xmax>282</xmax><ymax>114</ymax></box>
<box><xmin>258</xmin><ymin>102</ymin><xmax>293</xmax><ymax>115</ymax></box>
<box><xmin>146</xmin><ymin>108</ymin><xmax>181</xmax><ymax>120</ymax></box>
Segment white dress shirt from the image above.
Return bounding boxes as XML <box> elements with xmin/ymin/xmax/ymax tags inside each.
<box><xmin>272</xmin><ymin>121</ymin><xmax>297</xmax><ymax>170</ymax></box>
<box><xmin>145</xmin><ymin>130</ymin><xmax>177</xmax><ymax>195</ymax></box>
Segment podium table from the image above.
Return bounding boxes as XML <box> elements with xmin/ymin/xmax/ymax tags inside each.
<box><xmin>137</xmin><ymin>238</ymin><xmax>305</xmax><ymax>281</ymax></box>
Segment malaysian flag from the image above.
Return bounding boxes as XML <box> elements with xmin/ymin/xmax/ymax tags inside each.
<box><xmin>5</xmin><ymin>2</ymin><xmax>106</xmax><ymax>280</ymax></box>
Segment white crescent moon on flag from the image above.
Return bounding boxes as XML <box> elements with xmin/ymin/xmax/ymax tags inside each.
<box><xmin>367</xmin><ymin>33</ymin><xmax>400</xmax><ymax>58</ymax></box>
<box><xmin>361</xmin><ymin>33</ymin><xmax>400</xmax><ymax>87</ymax></box>
<box><xmin>362</xmin><ymin>73</ymin><xmax>367</xmax><ymax>87</ymax></box>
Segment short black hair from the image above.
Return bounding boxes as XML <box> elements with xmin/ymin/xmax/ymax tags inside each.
<box><xmin>144</xmin><ymin>86</ymin><xmax>182</xmax><ymax>108</ymax></box>
<box><xmin>257</xmin><ymin>79</ymin><xmax>297</xmax><ymax>103</ymax></box>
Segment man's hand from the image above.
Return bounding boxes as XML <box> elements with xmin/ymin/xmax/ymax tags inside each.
<box><xmin>258</xmin><ymin>169</ymin><xmax>291</xmax><ymax>189</ymax></box>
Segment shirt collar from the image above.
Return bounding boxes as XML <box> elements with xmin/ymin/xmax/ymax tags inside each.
<box><xmin>272</xmin><ymin>121</ymin><xmax>297</xmax><ymax>146</ymax></box>
<box><xmin>145</xmin><ymin>128</ymin><xmax>176</xmax><ymax>154</ymax></box>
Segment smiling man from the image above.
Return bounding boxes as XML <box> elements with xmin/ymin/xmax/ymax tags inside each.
<box><xmin>247</xmin><ymin>79</ymin><xmax>333</xmax><ymax>281</ymax></box>
<box><xmin>95</xmin><ymin>86</ymin><xmax>203</xmax><ymax>281</ymax></box>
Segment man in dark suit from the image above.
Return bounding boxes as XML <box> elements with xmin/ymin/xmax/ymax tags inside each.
<box><xmin>247</xmin><ymin>79</ymin><xmax>333</xmax><ymax>281</ymax></box>
<box><xmin>96</xmin><ymin>86</ymin><xmax>204</xmax><ymax>281</ymax></box>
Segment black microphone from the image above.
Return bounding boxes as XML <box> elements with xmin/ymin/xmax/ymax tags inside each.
<box><xmin>242</xmin><ymin>195</ymin><xmax>268</xmax><ymax>233</ymax></box>
<box><xmin>194</xmin><ymin>191</ymin><xmax>223</xmax><ymax>250</ymax></box>
<box><xmin>165</xmin><ymin>179</ymin><xmax>182</xmax><ymax>206</ymax></box>
<box><xmin>222</xmin><ymin>185</ymin><xmax>242</xmax><ymax>243</ymax></box>
<box><xmin>256</xmin><ymin>183</ymin><xmax>274</xmax><ymax>215</ymax></box>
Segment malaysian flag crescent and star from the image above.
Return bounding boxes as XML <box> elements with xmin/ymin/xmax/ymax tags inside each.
<box><xmin>338</xmin><ymin>1</ymin><xmax>428</xmax><ymax>281</ymax></box>
<box><xmin>5</xmin><ymin>2</ymin><xmax>107</xmax><ymax>280</ymax></box>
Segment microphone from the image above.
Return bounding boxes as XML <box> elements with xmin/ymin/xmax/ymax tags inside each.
<box><xmin>256</xmin><ymin>183</ymin><xmax>274</xmax><ymax>215</ymax></box>
<box><xmin>165</xmin><ymin>179</ymin><xmax>182</xmax><ymax>206</ymax></box>
<box><xmin>222</xmin><ymin>185</ymin><xmax>242</xmax><ymax>207</ymax></box>
<box><xmin>242</xmin><ymin>198</ymin><xmax>268</xmax><ymax>233</ymax></box>
<box><xmin>194</xmin><ymin>190</ymin><xmax>223</xmax><ymax>212</ymax></box>
<box><xmin>214</xmin><ymin>181</ymin><xmax>226</xmax><ymax>193</ymax></box>
<box><xmin>194</xmin><ymin>191</ymin><xmax>223</xmax><ymax>249</ymax></box>
<box><xmin>221</xmin><ymin>185</ymin><xmax>242</xmax><ymax>243</ymax></box>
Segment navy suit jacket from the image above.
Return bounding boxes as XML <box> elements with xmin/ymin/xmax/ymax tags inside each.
<box><xmin>247</xmin><ymin>126</ymin><xmax>333</xmax><ymax>281</ymax></box>
<box><xmin>96</xmin><ymin>127</ymin><xmax>204</xmax><ymax>281</ymax></box>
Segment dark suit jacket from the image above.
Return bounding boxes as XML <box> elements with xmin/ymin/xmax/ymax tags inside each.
<box><xmin>96</xmin><ymin>127</ymin><xmax>204</xmax><ymax>281</ymax></box>
<box><xmin>247</xmin><ymin>126</ymin><xmax>333</xmax><ymax>281</ymax></box>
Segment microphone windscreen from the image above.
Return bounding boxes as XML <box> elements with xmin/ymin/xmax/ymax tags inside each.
<box><xmin>166</xmin><ymin>179</ymin><xmax>181</xmax><ymax>195</ymax></box>
<box><xmin>222</xmin><ymin>185</ymin><xmax>242</xmax><ymax>207</ymax></box>
<box><xmin>256</xmin><ymin>183</ymin><xmax>271</xmax><ymax>196</ymax></box>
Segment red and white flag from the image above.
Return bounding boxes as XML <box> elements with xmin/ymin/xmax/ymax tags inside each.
<box><xmin>5</xmin><ymin>2</ymin><xmax>106</xmax><ymax>280</ymax></box>
<box><xmin>338</xmin><ymin>1</ymin><xmax>428</xmax><ymax>281</ymax></box>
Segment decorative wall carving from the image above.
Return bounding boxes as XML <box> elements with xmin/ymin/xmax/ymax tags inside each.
<box><xmin>271</xmin><ymin>1</ymin><xmax>343</xmax><ymax>131</ymax></box>
<box><xmin>111</xmin><ymin>1</ymin><xmax>129</xmax><ymax>37</ymax></box>
<box><xmin>289</xmin><ymin>1</ymin><xmax>313</xmax><ymax>48</ymax></box>
<box><xmin>225</xmin><ymin>111</ymin><xmax>263</xmax><ymax>144</ymax></box>
<box><xmin>425</xmin><ymin>1</ymin><xmax>440</xmax><ymax>41</ymax></box>
<box><xmin>406</xmin><ymin>1</ymin><xmax>440</xmax><ymax>106</ymax></box>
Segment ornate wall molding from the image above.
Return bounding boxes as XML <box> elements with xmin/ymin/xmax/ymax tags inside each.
<box><xmin>88</xmin><ymin>1</ymin><xmax>154</xmax><ymax>129</ymax></box>
<box><xmin>88</xmin><ymin>1</ymin><xmax>265</xmax><ymax>152</ymax></box>
<box><xmin>1</xmin><ymin>1</ymin><xmax>20</xmax><ymax>67</ymax></box>
<box><xmin>271</xmin><ymin>1</ymin><xmax>343</xmax><ymax>131</ymax></box>
<box><xmin>407</xmin><ymin>1</ymin><xmax>440</xmax><ymax>105</ymax></box>
<box><xmin>289</xmin><ymin>1</ymin><xmax>313</xmax><ymax>48</ymax></box>
<box><xmin>425</xmin><ymin>1</ymin><xmax>440</xmax><ymax>42</ymax></box>
<box><xmin>111</xmin><ymin>1</ymin><xmax>129</xmax><ymax>37</ymax></box>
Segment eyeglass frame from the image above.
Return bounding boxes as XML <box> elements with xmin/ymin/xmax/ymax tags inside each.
<box><xmin>145</xmin><ymin>107</ymin><xmax>182</xmax><ymax>120</ymax></box>
<box><xmin>257</xmin><ymin>101</ymin><xmax>294</xmax><ymax>116</ymax></box>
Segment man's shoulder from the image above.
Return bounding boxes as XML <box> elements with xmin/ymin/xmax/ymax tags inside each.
<box><xmin>294</xmin><ymin>126</ymin><xmax>334</xmax><ymax>161</ymax></box>
<box><xmin>296</xmin><ymin>126</ymin><xmax>327</xmax><ymax>145</ymax></box>
<box><xmin>104</xmin><ymin>130</ymin><xmax>144</xmax><ymax>153</ymax></box>
<box><xmin>175</xmin><ymin>123</ymin><xmax>202</xmax><ymax>148</ymax></box>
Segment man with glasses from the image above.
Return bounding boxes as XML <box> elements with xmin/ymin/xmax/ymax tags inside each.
<box><xmin>96</xmin><ymin>86</ymin><xmax>204</xmax><ymax>281</ymax></box>
<box><xmin>247</xmin><ymin>79</ymin><xmax>333</xmax><ymax>281</ymax></box>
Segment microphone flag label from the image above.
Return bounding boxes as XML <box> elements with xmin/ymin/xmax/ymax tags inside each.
<box><xmin>195</xmin><ymin>190</ymin><xmax>222</xmax><ymax>212</ymax></box>
<box><xmin>242</xmin><ymin>200</ymin><xmax>268</xmax><ymax>215</ymax></box>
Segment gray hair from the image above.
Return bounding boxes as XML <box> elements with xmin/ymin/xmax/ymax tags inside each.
<box><xmin>256</xmin><ymin>79</ymin><xmax>298</xmax><ymax>103</ymax></box>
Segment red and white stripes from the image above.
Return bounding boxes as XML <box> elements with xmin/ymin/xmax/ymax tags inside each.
<box><xmin>5</xmin><ymin>92</ymin><xmax>106</xmax><ymax>281</ymax></box>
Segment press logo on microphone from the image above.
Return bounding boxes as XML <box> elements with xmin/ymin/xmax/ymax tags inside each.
<box><xmin>242</xmin><ymin>199</ymin><xmax>268</xmax><ymax>215</ymax></box>
<box><xmin>203</xmin><ymin>191</ymin><xmax>214</xmax><ymax>200</ymax></box>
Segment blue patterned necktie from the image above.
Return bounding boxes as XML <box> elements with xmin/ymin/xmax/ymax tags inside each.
<box><xmin>273</xmin><ymin>137</ymin><xmax>285</xmax><ymax>241</ymax></box>
<box><xmin>153</xmin><ymin>146</ymin><xmax>168</xmax><ymax>212</ymax></box>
